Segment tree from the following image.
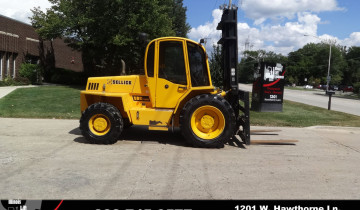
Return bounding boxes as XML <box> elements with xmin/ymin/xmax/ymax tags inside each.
<box><xmin>169</xmin><ymin>0</ymin><xmax>191</xmax><ymax>37</ymax></box>
<box><xmin>31</xmin><ymin>0</ymin><xmax>190</xmax><ymax>76</ymax></box>
<box><xmin>345</xmin><ymin>46</ymin><xmax>360</xmax><ymax>85</ymax></box>
<box><xmin>287</xmin><ymin>43</ymin><xmax>320</xmax><ymax>85</ymax></box>
<box><xmin>286</xmin><ymin>42</ymin><xmax>346</xmax><ymax>86</ymax></box>
<box><xmin>208</xmin><ymin>45</ymin><xmax>223</xmax><ymax>88</ymax></box>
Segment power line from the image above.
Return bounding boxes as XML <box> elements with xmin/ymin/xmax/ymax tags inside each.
<box><xmin>202</xmin><ymin>0</ymin><xmax>221</xmax><ymax>42</ymax></box>
<box><xmin>213</xmin><ymin>0</ymin><xmax>219</xmax><ymax>10</ymax></box>
<box><xmin>209</xmin><ymin>0</ymin><xmax>219</xmax><ymax>23</ymax></box>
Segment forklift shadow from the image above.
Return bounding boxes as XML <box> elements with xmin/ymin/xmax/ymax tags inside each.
<box><xmin>69</xmin><ymin>126</ymin><xmax>252</xmax><ymax>148</ymax></box>
<box><xmin>69</xmin><ymin>126</ymin><xmax>189</xmax><ymax>147</ymax></box>
<box><xmin>68</xmin><ymin>127</ymin><xmax>89</xmax><ymax>144</ymax></box>
<box><xmin>120</xmin><ymin>126</ymin><xmax>189</xmax><ymax>147</ymax></box>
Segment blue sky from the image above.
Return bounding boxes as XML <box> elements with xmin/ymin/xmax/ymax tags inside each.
<box><xmin>184</xmin><ymin>0</ymin><xmax>360</xmax><ymax>39</ymax></box>
<box><xmin>318</xmin><ymin>1</ymin><xmax>360</xmax><ymax>39</ymax></box>
<box><xmin>1</xmin><ymin>0</ymin><xmax>359</xmax><ymax>55</ymax></box>
<box><xmin>184</xmin><ymin>0</ymin><xmax>360</xmax><ymax>55</ymax></box>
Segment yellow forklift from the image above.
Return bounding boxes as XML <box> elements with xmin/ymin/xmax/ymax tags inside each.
<box><xmin>79</xmin><ymin>4</ymin><xmax>250</xmax><ymax>148</ymax></box>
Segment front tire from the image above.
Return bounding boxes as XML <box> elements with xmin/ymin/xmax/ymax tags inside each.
<box><xmin>180</xmin><ymin>94</ymin><xmax>236</xmax><ymax>148</ymax></box>
<box><xmin>80</xmin><ymin>102</ymin><xmax>123</xmax><ymax>144</ymax></box>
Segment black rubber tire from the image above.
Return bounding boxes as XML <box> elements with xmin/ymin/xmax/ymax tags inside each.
<box><xmin>180</xmin><ymin>94</ymin><xmax>236</xmax><ymax>148</ymax></box>
<box><xmin>80</xmin><ymin>102</ymin><xmax>123</xmax><ymax>144</ymax></box>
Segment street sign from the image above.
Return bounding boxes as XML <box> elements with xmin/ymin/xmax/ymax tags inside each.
<box><xmin>327</xmin><ymin>76</ymin><xmax>331</xmax><ymax>82</ymax></box>
<box><xmin>251</xmin><ymin>62</ymin><xmax>285</xmax><ymax>112</ymax></box>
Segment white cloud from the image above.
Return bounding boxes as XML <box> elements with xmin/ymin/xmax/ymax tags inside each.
<box><xmin>341</xmin><ymin>32</ymin><xmax>360</xmax><ymax>47</ymax></box>
<box><xmin>3</xmin><ymin>0</ymin><xmax>359</xmax><ymax>56</ymax></box>
<box><xmin>241</xmin><ymin>0</ymin><xmax>343</xmax><ymax>25</ymax></box>
<box><xmin>0</xmin><ymin>0</ymin><xmax>51</xmax><ymax>24</ymax></box>
<box><xmin>188</xmin><ymin>9</ymin><xmax>223</xmax><ymax>52</ymax></box>
<box><xmin>189</xmin><ymin>10</ymin><xmax>323</xmax><ymax>56</ymax></box>
<box><xmin>188</xmin><ymin>5</ymin><xmax>360</xmax><ymax>58</ymax></box>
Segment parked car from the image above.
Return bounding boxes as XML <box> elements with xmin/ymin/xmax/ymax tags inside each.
<box><xmin>342</xmin><ymin>86</ymin><xmax>354</xmax><ymax>92</ymax></box>
<box><xmin>304</xmin><ymin>85</ymin><xmax>313</xmax><ymax>89</ymax></box>
<box><xmin>329</xmin><ymin>85</ymin><xmax>338</xmax><ymax>91</ymax></box>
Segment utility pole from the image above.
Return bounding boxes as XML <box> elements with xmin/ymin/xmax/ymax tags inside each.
<box><xmin>304</xmin><ymin>34</ymin><xmax>334</xmax><ymax>110</ymax></box>
<box><xmin>327</xmin><ymin>44</ymin><xmax>332</xmax><ymax>92</ymax></box>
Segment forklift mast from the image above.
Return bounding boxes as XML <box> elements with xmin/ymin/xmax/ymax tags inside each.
<box><xmin>217</xmin><ymin>5</ymin><xmax>238</xmax><ymax>92</ymax></box>
<box><xmin>217</xmin><ymin>4</ymin><xmax>251</xmax><ymax>145</ymax></box>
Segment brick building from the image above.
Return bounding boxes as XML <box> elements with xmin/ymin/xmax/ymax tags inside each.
<box><xmin>0</xmin><ymin>14</ymin><xmax>83</xmax><ymax>81</ymax></box>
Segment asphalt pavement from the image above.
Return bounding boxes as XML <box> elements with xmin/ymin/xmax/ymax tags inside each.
<box><xmin>1</xmin><ymin>118</ymin><xmax>359</xmax><ymax>199</ymax></box>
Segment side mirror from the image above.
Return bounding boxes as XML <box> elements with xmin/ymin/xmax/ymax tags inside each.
<box><xmin>139</xmin><ymin>32</ymin><xmax>149</xmax><ymax>43</ymax></box>
<box><xmin>200</xmin><ymin>39</ymin><xmax>205</xmax><ymax>44</ymax></box>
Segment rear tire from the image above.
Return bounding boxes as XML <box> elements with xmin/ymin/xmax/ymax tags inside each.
<box><xmin>180</xmin><ymin>94</ymin><xmax>236</xmax><ymax>148</ymax></box>
<box><xmin>80</xmin><ymin>102</ymin><xmax>123</xmax><ymax>144</ymax></box>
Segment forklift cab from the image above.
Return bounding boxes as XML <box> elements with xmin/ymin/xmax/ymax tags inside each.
<box><xmin>144</xmin><ymin>37</ymin><xmax>214</xmax><ymax>108</ymax></box>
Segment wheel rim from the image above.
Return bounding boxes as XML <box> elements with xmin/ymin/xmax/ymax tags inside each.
<box><xmin>89</xmin><ymin>114</ymin><xmax>111</xmax><ymax>136</ymax></box>
<box><xmin>190</xmin><ymin>105</ymin><xmax>225</xmax><ymax>140</ymax></box>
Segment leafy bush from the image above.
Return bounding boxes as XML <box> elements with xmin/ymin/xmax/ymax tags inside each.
<box><xmin>353</xmin><ymin>82</ymin><xmax>360</xmax><ymax>94</ymax></box>
<box><xmin>14</xmin><ymin>77</ymin><xmax>31</xmax><ymax>85</ymax></box>
<box><xmin>50</xmin><ymin>68</ymin><xmax>87</xmax><ymax>85</ymax></box>
<box><xmin>19</xmin><ymin>63</ymin><xmax>42</xmax><ymax>84</ymax></box>
<box><xmin>0</xmin><ymin>77</ymin><xmax>15</xmax><ymax>86</ymax></box>
<box><xmin>0</xmin><ymin>76</ymin><xmax>30</xmax><ymax>86</ymax></box>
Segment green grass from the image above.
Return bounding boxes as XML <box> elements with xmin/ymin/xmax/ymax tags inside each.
<box><xmin>0</xmin><ymin>86</ymin><xmax>82</xmax><ymax>119</ymax></box>
<box><xmin>1</xmin><ymin>86</ymin><xmax>360</xmax><ymax>127</ymax></box>
<box><xmin>250</xmin><ymin>100</ymin><xmax>360</xmax><ymax>127</ymax></box>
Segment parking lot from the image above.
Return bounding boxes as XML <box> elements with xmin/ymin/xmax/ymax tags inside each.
<box><xmin>0</xmin><ymin>118</ymin><xmax>359</xmax><ymax>199</ymax></box>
